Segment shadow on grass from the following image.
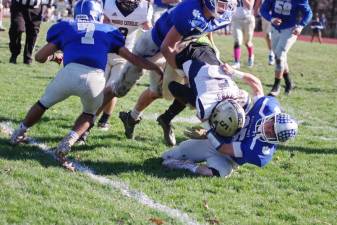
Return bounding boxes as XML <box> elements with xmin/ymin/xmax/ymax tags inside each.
<box><xmin>0</xmin><ymin>137</ymin><xmax>59</xmax><ymax>168</ymax></box>
<box><xmin>278</xmin><ymin>145</ymin><xmax>337</xmax><ymax>155</ymax></box>
<box><xmin>264</xmin><ymin>83</ymin><xmax>336</xmax><ymax>94</ymax></box>
<box><xmin>82</xmin><ymin>157</ymin><xmax>196</xmax><ymax>179</ymax></box>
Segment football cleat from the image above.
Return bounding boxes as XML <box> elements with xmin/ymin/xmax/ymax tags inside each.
<box><xmin>247</xmin><ymin>56</ymin><xmax>254</xmax><ymax>68</ymax></box>
<box><xmin>285</xmin><ymin>81</ymin><xmax>294</xmax><ymax>95</ymax></box>
<box><xmin>232</xmin><ymin>61</ymin><xmax>240</xmax><ymax>69</ymax></box>
<box><xmin>54</xmin><ymin>151</ymin><xmax>75</xmax><ymax>172</ymax></box>
<box><xmin>76</xmin><ymin>131</ymin><xmax>90</xmax><ymax>145</ymax></box>
<box><xmin>268</xmin><ymin>54</ymin><xmax>275</xmax><ymax>65</ymax></box>
<box><xmin>284</xmin><ymin>74</ymin><xmax>294</xmax><ymax>95</ymax></box>
<box><xmin>10</xmin><ymin>127</ymin><xmax>28</xmax><ymax>144</ymax></box>
<box><xmin>97</xmin><ymin>122</ymin><xmax>110</xmax><ymax>131</ymax></box>
<box><xmin>119</xmin><ymin>111</ymin><xmax>141</xmax><ymax>139</ymax></box>
<box><xmin>268</xmin><ymin>83</ymin><xmax>281</xmax><ymax>97</ymax></box>
<box><xmin>157</xmin><ymin>115</ymin><xmax>176</xmax><ymax>146</ymax></box>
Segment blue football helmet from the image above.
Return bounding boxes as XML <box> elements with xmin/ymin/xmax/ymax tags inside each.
<box><xmin>203</xmin><ymin>0</ymin><xmax>237</xmax><ymax>18</ymax></box>
<box><xmin>74</xmin><ymin>0</ymin><xmax>103</xmax><ymax>22</ymax></box>
<box><xmin>260</xmin><ymin>113</ymin><xmax>298</xmax><ymax>143</ymax></box>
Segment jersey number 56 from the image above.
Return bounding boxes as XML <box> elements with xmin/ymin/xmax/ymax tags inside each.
<box><xmin>274</xmin><ymin>0</ymin><xmax>292</xmax><ymax>16</ymax></box>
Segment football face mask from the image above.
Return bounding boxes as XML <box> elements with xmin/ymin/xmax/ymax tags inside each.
<box><xmin>259</xmin><ymin>113</ymin><xmax>298</xmax><ymax>144</ymax></box>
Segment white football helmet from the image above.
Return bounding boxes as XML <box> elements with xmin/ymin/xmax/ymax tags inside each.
<box><xmin>259</xmin><ymin>113</ymin><xmax>298</xmax><ymax>143</ymax></box>
<box><xmin>209</xmin><ymin>99</ymin><xmax>245</xmax><ymax>137</ymax></box>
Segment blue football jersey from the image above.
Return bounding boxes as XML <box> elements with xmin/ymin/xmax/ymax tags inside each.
<box><xmin>151</xmin><ymin>0</ymin><xmax>231</xmax><ymax>47</ymax></box>
<box><xmin>230</xmin><ymin>96</ymin><xmax>282</xmax><ymax>167</ymax></box>
<box><xmin>46</xmin><ymin>20</ymin><xmax>125</xmax><ymax>70</ymax></box>
<box><xmin>260</xmin><ymin>0</ymin><xmax>312</xmax><ymax>30</ymax></box>
<box><xmin>154</xmin><ymin>0</ymin><xmax>174</xmax><ymax>8</ymax></box>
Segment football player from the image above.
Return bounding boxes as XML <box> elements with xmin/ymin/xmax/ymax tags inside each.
<box><xmin>156</xmin><ymin>42</ymin><xmax>263</xmax><ymax>146</ymax></box>
<box><xmin>162</xmin><ymin>95</ymin><xmax>298</xmax><ymax>177</ymax></box>
<box><xmin>96</xmin><ymin>0</ymin><xmax>153</xmax><ymax>130</ymax></box>
<box><xmin>10</xmin><ymin>0</ymin><xmax>162</xmax><ymax>170</ymax></box>
<box><xmin>254</xmin><ymin>0</ymin><xmax>275</xmax><ymax>65</ymax></box>
<box><xmin>110</xmin><ymin>0</ymin><xmax>236</xmax><ymax>141</ymax></box>
<box><xmin>231</xmin><ymin>0</ymin><xmax>256</xmax><ymax>69</ymax></box>
<box><xmin>260</xmin><ymin>0</ymin><xmax>312</xmax><ymax>96</ymax></box>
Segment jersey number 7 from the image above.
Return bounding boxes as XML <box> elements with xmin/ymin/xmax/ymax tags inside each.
<box><xmin>78</xmin><ymin>22</ymin><xmax>95</xmax><ymax>45</ymax></box>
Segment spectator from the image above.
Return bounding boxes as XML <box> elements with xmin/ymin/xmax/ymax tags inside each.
<box><xmin>8</xmin><ymin>0</ymin><xmax>43</xmax><ymax>64</ymax></box>
<box><xmin>310</xmin><ymin>13</ymin><xmax>323</xmax><ymax>43</ymax></box>
<box><xmin>0</xmin><ymin>0</ymin><xmax>6</xmax><ymax>31</ymax></box>
<box><xmin>42</xmin><ymin>0</ymin><xmax>55</xmax><ymax>22</ymax></box>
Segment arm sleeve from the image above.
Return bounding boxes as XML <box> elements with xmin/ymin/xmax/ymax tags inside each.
<box><xmin>46</xmin><ymin>23</ymin><xmax>64</xmax><ymax>48</ymax></box>
<box><xmin>298</xmin><ymin>1</ymin><xmax>313</xmax><ymax>27</ymax></box>
<box><xmin>110</xmin><ymin>30</ymin><xmax>126</xmax><ymax>53</ymax></box>
<box><xmin>260</xmin><ymin>0</ymin><xmax>272</xmax><ymax>21</ymax></box>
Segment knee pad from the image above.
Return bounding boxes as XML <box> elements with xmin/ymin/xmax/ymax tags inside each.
<box><xmin>234</xmin><ymin>42</ymin><xmax>240</xmax><ymax>49</ymax></box>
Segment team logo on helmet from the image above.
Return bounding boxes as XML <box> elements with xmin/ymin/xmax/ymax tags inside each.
<box><xmin>209</xmin><ymin>99</ymin><xmax>246</xmax><ymax>137</ymax></box>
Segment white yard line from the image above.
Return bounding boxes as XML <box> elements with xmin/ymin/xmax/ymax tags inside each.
<box><xmin>0</xmin><ymin>121</ymin><xmax>202</xmax><ymax>225</ymax></box>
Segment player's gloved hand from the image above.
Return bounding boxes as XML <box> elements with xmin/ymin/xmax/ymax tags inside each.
<box><xmin>184</xmin><ymin>126</ymin><xmax>207</xmax><ymax>139</ymax></box>
<box><xmin>271</xmin><ymin>17</ymin><xmax>282</xmax><ymax>26</ymax></box>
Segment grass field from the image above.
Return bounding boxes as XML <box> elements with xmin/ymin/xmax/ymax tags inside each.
<box><xmin>0</xmin><ymin>19</ymin><xmax>336</xmax><ymax>225</ymax></box>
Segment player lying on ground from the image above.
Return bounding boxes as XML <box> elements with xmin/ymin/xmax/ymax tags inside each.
<box><xmin>162</xmin><ymin>94</ymin><xmax>298</xmax><ymax>177</ymax></box>
<box><xmin>10</xmin><ymin>0</ymin><xmax>162</xmax><ymax>171</ymax></box>
<box><xmin>156</xmin><ymin>41</ymin><xmax>263</xmax><ymax>146</ymax></box>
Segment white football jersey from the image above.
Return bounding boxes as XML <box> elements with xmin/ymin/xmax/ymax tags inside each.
<box><xmin>103</xmin><ymin>0</ymin><xmax>152</xmax><ymax>49</ymax></box>
<box><xmin>182</xmin><ymin>60</ymin><xmax>240</xmax><ymax>121</ymax></box>
<box><xmin>232</xmin><ymin>0</ymin><xmax>254</xmax><ymax>19</ymax></box>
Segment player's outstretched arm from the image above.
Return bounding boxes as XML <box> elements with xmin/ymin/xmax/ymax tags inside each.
<box><xmin>35</xmin><ymin>43</ymin><xmax>62</xmax><ymax>64</ymax></box>
<box><xmin>118</xmin><ymin>47</ymin><xmax>163</xmax><ymax>78</ymax></box>
<box><xmin>160</xmin><ymin>26</ymin><xmax>182</xmax><ymax>69</ymax></box>
<box><xmin>221</xmin><ymin>63</ymin><xmax>264</xmax><ymax>97</ymax></box>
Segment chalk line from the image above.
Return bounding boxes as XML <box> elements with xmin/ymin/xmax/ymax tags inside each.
<box><xmin>0</xmin><ymin>121</ymin><xmax>202</xmax><ymax>225</ymax></box>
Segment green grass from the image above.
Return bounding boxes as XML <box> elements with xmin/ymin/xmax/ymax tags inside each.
<box><xmin>0</xmin><ymin>19</ymin><xmax>336</xmax><ymax>225</ymax></box>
